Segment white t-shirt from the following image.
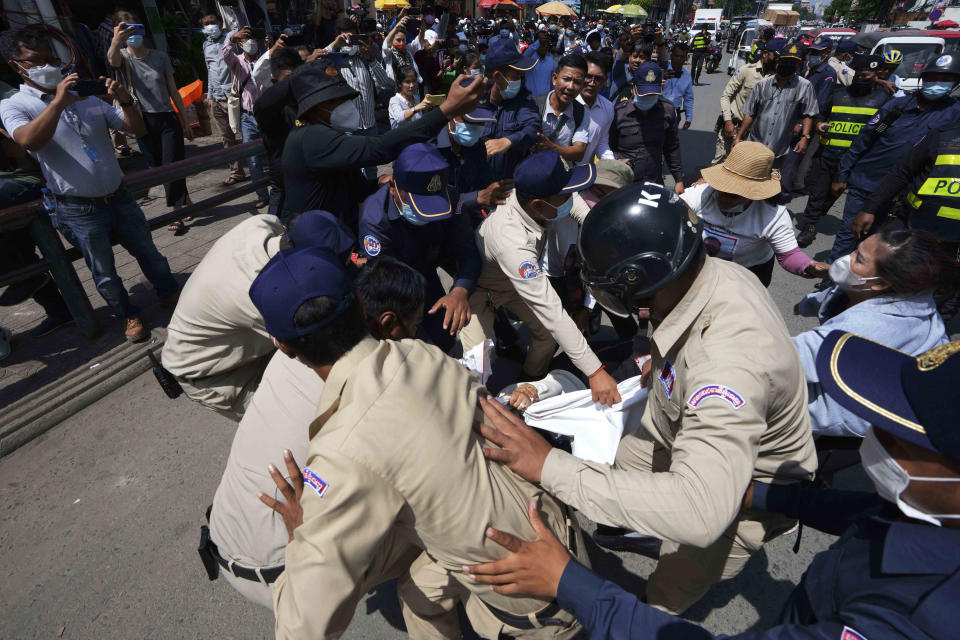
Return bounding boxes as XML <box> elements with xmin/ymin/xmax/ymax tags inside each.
<box><xmin>680</xmin><ymin>184</ymin><xmax>798</xmax><ymax>268</ymax></box>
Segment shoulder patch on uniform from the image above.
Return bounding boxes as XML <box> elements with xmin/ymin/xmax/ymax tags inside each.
<box><xmin>841</xmin><ymin>627</ymin><xmax>868</xmax><ymax>640</ymax></box>
<box><xmin>363</xmin><ymin>234</ymin><xmax>381</xmax><ymax>256</ymax></box>
<box><xmin>868</xmin><ymin>113</ymin><xmax>880</xmax><ymax>125</ymax></box>
<box><xmin>687</xmin><ymin>384</ymin><xmax>746</xmax><ymax>410</ymax></box>
<box><xmin>302</xmin><ymin>467</ymin><xmax>329</xmax><ymax>498</ymax></box>
<box><xmin>658</xmin><ymin>360</ymin><xmax>676</xmax><ymax>397</ymax></box>
<box><xmin>518</xmin><ymin>260</ymin><xmax>540</xmax><ymax>279</ymax></box>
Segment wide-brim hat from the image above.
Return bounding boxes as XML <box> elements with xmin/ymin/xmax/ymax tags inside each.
<box><xmin>815</xmin><ymin>331</ymin><xmax>960</xmax><ymax>463</ymax></box>
<box><xmin>701</xmin><ymin>141</ymin><xmax>781</xmax><ymax>200</ymax></box>
<box><xmin>292</xmin><ymin>62</ymin><xmax>359</xmax><ymax>120</ymax></box>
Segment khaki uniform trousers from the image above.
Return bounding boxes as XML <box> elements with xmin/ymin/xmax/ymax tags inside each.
<box><xmin>177</xmin><ymin>353</ymin><xmax>271</xmax><ymax>422</ymax></box>
<box><xmin>616</xmin><ymin>436</ymin><xmax>798</xmax><ymax>615</ymax></box>
<box><xmin>461</xmin><ymin>288</ymin><xmax>557</xmax><ymax>378</ymax></box>
<box><xmin>398</xmin><ymin>552</ymin><xmax>582</xmax><ymax>640</ymax></box>
<box><xmin>211</xmin><ymin>99</ymin><xmax>245</xmax><ymax>179</ymax></box>
<box><xmin>712</xmin><ymin>125</ymin><xmax>738</xmax><ymax>166</ymax></box>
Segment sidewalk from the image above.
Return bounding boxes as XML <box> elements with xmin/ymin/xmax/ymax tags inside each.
<box><xmin>0</xmin><ymin>132</ymin><xmax>262</xmax><ymax>409</ymax></box>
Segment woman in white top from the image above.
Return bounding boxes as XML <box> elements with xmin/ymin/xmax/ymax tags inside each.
<box><xmin>382</xmin><ymin>15</ymin><xmax>422</xmax><ymax>83</ymax></box>
<box><xmin>682</xmin><ymin>141</ymin><xmax>828</xmax><ymax>287</ymax></box>
<box><xmin>388</xmin><ymin>65</ymin><xmax>433</xmax><ymax>129</ymax></box>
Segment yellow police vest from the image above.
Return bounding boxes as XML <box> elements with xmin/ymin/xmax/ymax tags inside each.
<box><xmin>907</xmin><ymin>125</ymin><xmax>960</xmax><ymax>239</ymax></box>
<box><xmin>692</xmin><ymin>34</ymin><xmax>709</xmax><ymax>51</ymax></box>
<box><xmin>820</xmin><ymin>104</ymin><xmax>880</xmax><ymax>148</ymax></box>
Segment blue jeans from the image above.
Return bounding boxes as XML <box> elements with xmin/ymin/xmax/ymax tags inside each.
<box><xmin>829</xmin><ymin>185</ymin><xmax>869</xmax><ymax>262</ymax></box>
<box><xmin>240</xmin><ymin>112</ymin><xmax>270</xmax><ymax>200</ymax></box>
<box><xmin>50</xmin><ymin>189</ymin><xmax>178</xmax><ymax>318</ymax></box>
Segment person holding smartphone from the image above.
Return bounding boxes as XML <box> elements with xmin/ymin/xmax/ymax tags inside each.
<box><xmin>388</xmin><ymin>65</ymin><xmax>433</xmax><ymax>129</ymax></box>
<box><xmin>107</xmin><ymin>10</ymin><xmax>194</xmax><ymax>233</ymax></box>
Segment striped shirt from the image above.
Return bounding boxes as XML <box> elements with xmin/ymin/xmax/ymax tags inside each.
<box><xmin>335</xmin><ymin>53</ymin><xmax>392</xmax><ymax>131</ymax></box>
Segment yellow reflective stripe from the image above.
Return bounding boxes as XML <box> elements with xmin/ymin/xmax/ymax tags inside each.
<box><xmin>907</xmin><ymin>192</ymin><xmax>922</xmax><ymax>209</ymax></box>
<box><xmin>934</xmin><ymin>154</ymin><xmax>960</xmax><ymax>166</ymax></box>
<box><xmin>830</xmin><ymin>106</ymin><xmax>878</xmax><ymax>115</ymax></box>
<box><xmin>826</xmin><ymin>138</ymin><xmax>852</xmax><ymax>148</ymax></box>
<box><xmin>938</xmin><ymin>206</ymin><xmax>960</xmax><ymax>221</ymax></box>
<box><xmin>917</xmin><ymin>177</ymin><xmax>960</xmax><ymax>196</ymax></box>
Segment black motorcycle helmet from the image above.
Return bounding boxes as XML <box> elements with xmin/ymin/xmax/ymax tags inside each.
<box><xmin>922</xmin><ymin>51</ymin><xmax>960</xmax><ymax>79</ymax></box>
<box><xmin>579</xmin><ymin>182</ymin><xmax>702</xmax><ymax>317</ymax></box>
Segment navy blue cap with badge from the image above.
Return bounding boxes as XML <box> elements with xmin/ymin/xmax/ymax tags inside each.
<box><xmin>249</xmin><ymin>246</ymin><xmax>353</xmax><ymax>342</ymax></box>
<box><xmin>816</xmin><ymin>331</ymin><xmax>960</xmax><ymax>462</ymax></box>
<box><xmin>514</xmin><ymin>150</ymin><xmax>597</xmax><ymax>199</ymax></box>
<box><xmin>485</xmin><ymin>37</ymin><xmax>538</xmax><ymax>72</ymax></box>
<box><xmin>631</xmin><ymin>61</ymin><xmax>662</xmax><ymax>95</ymax></box>
<box><xmin>836</xmin><ymin>40</ymin><xmax>858</xmax><ymax>54</ymax></box>
<box><xmin>850</xmin><ymin>53</ymin><xmax>884</xmax><ymax>72</ymax></box>
<box><xmin>809</xmin><ymin>35</ymin><xmax>833</xmax><ymax>51</ymax></box>
<box><xmin>394</xmin><ymin>143</ymin><xmax>453</xmax><ymax>222</ymax></box>
<box><xmin>764</xmin><ymin>38</ymin><xmax>785</xmax><ymax>55</ymax></box>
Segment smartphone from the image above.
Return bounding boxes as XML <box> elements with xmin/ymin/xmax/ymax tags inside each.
<box><xmin>426</xmin><ymin>93</ymin><xmax>445</xmax><ymax>106</ymax></box>
<box><xmin>352</xmin><ymin>33</ymin><xmax>370</xmax><ymax>43</ymax></box>
<box><xmin>73</xmin><ymin>79</ymin><xmax>108</xmax><ymax>97</ymax></box>
<box><xmin>252</xmin><ymin>27</ymin><xmax>266</xmax><ymax>40</ymax></box>
<box><xmin>128</xmin><ymin>23</ymin><xmax>146</xmax><ymax>37</ymax></box>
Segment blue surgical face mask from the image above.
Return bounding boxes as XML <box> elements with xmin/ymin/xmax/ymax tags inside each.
<box><xmin>500</xmin><ymin>29</ymin><xmax>511</xmax><ymax>38</ymax></box>
<box><xmin>395</xmin><ymin>189</ymin><xmax>429</xmax><ymax>226</ymax></box>
<box><xmin>501</xmin><ymin>78</ymin><xmax>522</xmax><ymax>99</ymax></box>
<box><xmin>126</xmin><ymin>34</ymin><xmax>144</xmax><ymax>48</ymax></box>
<box><xmin>545</xmin><ymin>195</ymin><xmax>573</xmax><ymax>220</ymax></box>
<box><xmin>920</xmin><ymin>79</ymin><xmax>955</xmax><ymax>101</ymax></box>
<box><xmin>633</xmin><ymin>93</ymin><xmax>658</xmax><ymax>110</ymax></box>
<box><xmin>452</xmin><ymin>122</ymin><xmax>484</xmax><ymax>147</ymax></box>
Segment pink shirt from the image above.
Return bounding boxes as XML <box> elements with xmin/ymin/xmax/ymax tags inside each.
<box><xmin>221</xmin><ymin>42</ymin><xmax>265</xmax><ymax>112</ymax></box>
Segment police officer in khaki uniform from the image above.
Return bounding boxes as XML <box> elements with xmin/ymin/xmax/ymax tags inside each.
<box><xmin>161</xmin><ymin>210</ymin><xmax>353</xmax><ymax>421</ymax></box>
<box><xmin>248</xmin><ymin>246</ymin><xmax>588</xmax><ymax>639</ymax></box>
<box><xmin>459</xmin><ymin>151</ymin><xmax>622</xmax><ymax>405</ymax></box>
<box><xmin>199</xmin><ymin>257</ymin><xmax>428</xmax><ymax>608</ymax></box>
<box><xmin>713</xmin><ymin>42</ymin><xmax>775</xmax><ymax>164</ymax></box>
<box><xmin>475</xmin><ymin>181</ymin><xmax>818</xmax><ymax>615</ymax></box>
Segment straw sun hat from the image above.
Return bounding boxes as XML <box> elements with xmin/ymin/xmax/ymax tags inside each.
<box><xmin>701</xmin><ymin>141</ymin><xmax>781</xmax><ymax>200</ymax></box>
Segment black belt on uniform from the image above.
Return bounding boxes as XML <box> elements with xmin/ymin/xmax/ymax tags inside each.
<box><xmin>483</xmin><ymin>599</ymin><xmax>566</xmax><ymax>630</ymax></box>
<box><xmin>198</xmin><ymin>506</ymin><xmax>284</xmax><ymax>585</ymax></box>
<box><xmin>54</xmin><ymin>188</ymin><xmax>126</xmax><ymax>206</ymax></box>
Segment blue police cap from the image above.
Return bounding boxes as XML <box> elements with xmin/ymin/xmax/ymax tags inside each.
<box><xmin>631</xmin><ymin>61</ymin><xmax>662</xmax><ymax>95</ymax></box>
<box><xmin>462</xmin><ymin>102</ymin><xmax>497</xmax><ymax>125</ymax></box>
<box><xmin>765</xmin><ymin>38</ymin><xmax>786</xmax><ymax>54</ymax></box>
<box><xmin>836</xmin><ymin>40</ymin><xmax>857</xmax><ymax>54</ymax></box>
<box><xmin>485</xmin><ymin>37</ymin><xmax>538</xmax><ymax>72</ymax></box>
<box><xmin>287</xmin><ymin>210</ymin><xmax>355</xmax><ymax>259</ymax></box>
<box><xmin>248</xmin><ymin>246</ymin><xmax>352</xmax><ymax>342</ymax></box>
<box><xmin>816</xmin><ymin>332</ymin><xmax>960</xmax><ymax>463</ymax></box>
<box><xmin>809</xmin><ymin>35</ymin><xmax>832</xmax><ymax>51</ymax></box>
<box><xmin>514</xmin><ymin>150</ymin><xmax>597</xmax><ymax>199</ymax></box>
<box><xmin>394</xmin><ymin>143</ymin><xmax>452</xmax><ymax>222</ymax></box>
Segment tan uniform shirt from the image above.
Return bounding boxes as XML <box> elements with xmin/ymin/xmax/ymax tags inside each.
<box><xmin>162</xmin><ymin>215</ymin><xmax>283</xmax><ymax>401</ymax></box>
<box><xmin>209</xmin><ymin>351</ymin><xmax>323</xmax><ymax>569</ymax></box>
<box><xmin>272</xmin><ymin>338</ymin><xmax>581</xmax><ymax>638</ymax></box>
<box><xmin>720</xmin><ymin>61</ymin><xmax>766</xmax><ymax>123</ymax></box>
<box><xmin>828</xmin><ymin>57</ymin><xmax>854</xmax><ymax>87</ymax></box>
<box><xmin>541</xmin><ymin>258</ymin><xmax>818</xmax><ymax>548</ymax></box>
<box><xmin>475</xmin><ymin>192</ymin><xmax>601</xmax><ymax>376</ymax></box>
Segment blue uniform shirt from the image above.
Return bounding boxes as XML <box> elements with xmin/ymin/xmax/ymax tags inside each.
<box><xmin>662</xmin><ymin>67</ymin><xmax>694</xmax><ymax>123</ymax></box>
<box><xmin>357</xmin><ymin>183</ymin><xmax>480</xmax><ymax>293</ymax></box>
<box><xmin>806</xmin><ymin>62</ymin><xmax>837</xmax><ymax>116</ymax></box>
<box><xmin>439</xmin><ymin>142</ymin><xmax>493</xmax><ymax>228</ymax></box>
<box><xmin>557</xmin><ymin>483</ymin><xmax>960</xmax><ymax>639</ymax></box>
<box><xmin>838</xmin><ymin>94</ymin><xmax>960</xmax><ymax>190</ymax></box>
<box><xmin>481</xmin><ymin>86</ymin><xmax>541</xmax><ymax>182</ymax></box>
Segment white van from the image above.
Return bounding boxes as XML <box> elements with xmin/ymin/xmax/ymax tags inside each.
<box><xmin>853</xmin><ymin>30</ymin><xmax>951</xmax><ymax>93</ymax></box>
<box><xmin>727</xmin><ymin>24</ymin><xmax>757</xmax><ymax>75</ymax></box>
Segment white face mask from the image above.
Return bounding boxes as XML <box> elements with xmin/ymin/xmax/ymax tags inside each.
<box><xmin>828</xmin><ymin>253</ymin><xmax>882</xmax><ymax>294</ymax></box>
<box><xmin>242</xmin><ymin>39</ymin><xmax>259</xmax><ymax>55</ymax></box>
<box><xmin>328</xmin><ymin>100</ymin><xmax>361</xmax><ymax>132</ymax></box>
<box><xmin>20</xmin><ymin>63</ymin><xmax>64</xmax><ymax>90</ymax></box>
<box><xmin>860</xmin><ymin>428</ymin><xmax>960</xmax><ymax>526</ymax></box>
<box><xmin>342</xmin><ymin>45</ymin><xmax>359</xmax><ymax>56</ymax></box>
<box><xmin>202</xmin><ymin>24</ymin><xmax>221</xmax><ymax>39</ymax></box>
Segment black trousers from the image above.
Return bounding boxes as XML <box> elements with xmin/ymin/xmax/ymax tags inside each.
<box><xmin>801</xmin><ymin>153</ymin><xmax>842</xmax><ymax>225</ymax></box>
<box><xmin>139</xmin><ymin>111</ymin><xmax>188</xmax><ymax>208</ymax></box>
<box><xmin>0</xmin><ymin>226</ymin><xmax>70</xmax><ymax>318</ymax></box>
<box><xmin>746</xmin><ymin>255</ymin><xmax>776</xmax><ymax>288</ymax></box>
<box><xmin>691</xmin><ymin>52</ymin><xmax>707</xmax><ymax>81</ymax></box>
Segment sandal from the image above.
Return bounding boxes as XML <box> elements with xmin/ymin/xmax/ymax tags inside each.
<box><xmin>168</xmin><ymin>220</ymin><xmax>186</xmax><ymax>233</ymax></box>
<box><xmin>182</xmin><ymin>216</ymin><xmax>194</xmax><ymax>222</ymax></box>
<box><xmin>223</xmin><ymin>175</ymin><xmax>249</xmax><ymax>186</ymax></box>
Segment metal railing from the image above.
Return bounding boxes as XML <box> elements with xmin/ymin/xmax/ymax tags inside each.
<box><xmin>0</xmin><ymin>140</ymin><xmax>267</xmax><ymax>338</ymax></box>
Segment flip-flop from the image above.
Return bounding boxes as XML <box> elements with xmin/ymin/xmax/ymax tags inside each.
<box><xmin>182</xmin><ymin>216</ymin><xmax>194</xmax><ymax>222</ymax></box>
<box><xmin>223</xmin><ymin>175</ymin><xmax>249</xmax><ymax>185</ymax></box>
<box><xmin>168</xmin><ymin>220</ymin><xmax>186</xmax><ymax>232</ymax></box>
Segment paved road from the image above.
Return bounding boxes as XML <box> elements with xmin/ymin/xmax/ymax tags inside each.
<box><xmin>1</xmin><ymin>60</ymin><xmax>855</xmax><ymax>639</ymax></box>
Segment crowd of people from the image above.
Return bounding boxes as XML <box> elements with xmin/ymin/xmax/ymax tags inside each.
<box><xmin>1</xmin><ymin>4</ymin><xmax>960</xmax><ymax>639</ymax></box>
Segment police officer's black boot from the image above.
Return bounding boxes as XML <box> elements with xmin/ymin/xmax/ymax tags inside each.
<box><xmin>796</xmin><ymin>222</ymin><xmax>817</xmax><ymax>248</ymax></box>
